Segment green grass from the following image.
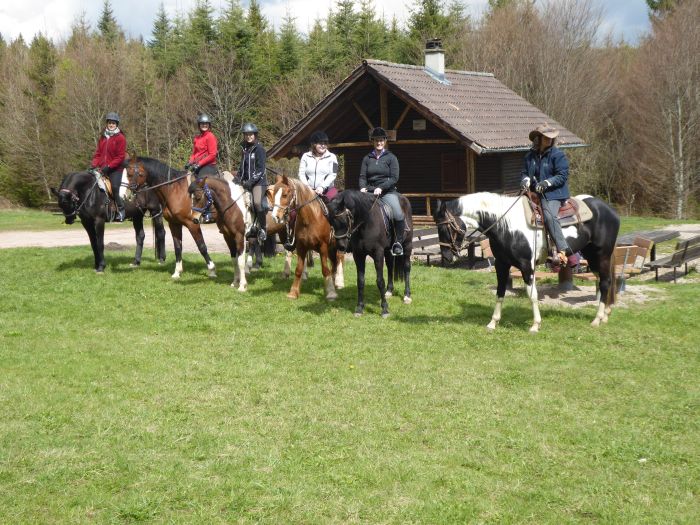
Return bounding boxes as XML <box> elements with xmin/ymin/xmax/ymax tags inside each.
<box><xmin>617</xmin><ymin>215</ymin><xmax>699</xmax><ymax>235</ymax></box>
<box><xmin>1</xmin><ymin>247</ymin><xmax>698</xmax><ymax>523</ymax></box>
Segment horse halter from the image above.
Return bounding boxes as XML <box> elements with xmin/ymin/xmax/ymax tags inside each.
<box><xmin>58</xmin><ymin>188</ymin><xmax>82</xmax><ymax>218</ymax></box>
<box><xmin>331</xmin><ymin>208</ymin><xmax>355</xmax><ymax>241</ymax></box>
<box><xmin>436</xmin><ymin>208</ymin><xmax>468</xmax><ymax>256</ymax></box>
<box><xmin>126</xmin><ymin>163</ymin><xmax>145</xmax><ymax>191</ymax></box>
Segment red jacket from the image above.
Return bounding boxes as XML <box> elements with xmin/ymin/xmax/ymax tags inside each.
<box><xmin>91</xmin><ymin>132</ymin><xmax>127</xmax><ymax>170</ymax></box>
<box><xmin>188</xmin><ymin>130</ymin><xmax>218</xmax><ymax>167</ymax></box>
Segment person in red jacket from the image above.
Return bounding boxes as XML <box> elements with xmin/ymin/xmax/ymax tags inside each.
<box><xmin>185</xmin><ymin>113</ymin><xmax>218</xmax><ymax>179</ymax></box>
<box><xmin>90</xmin><ymin>112</ymin><xmax>127</xmax><ymax>221</ymax></box>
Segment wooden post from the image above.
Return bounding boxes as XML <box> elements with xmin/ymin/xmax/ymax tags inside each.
<box><xmin>380</xmin><ymin>85</ymin><xmax>388</xmax><ymax>129</ymax></box>
<box><xmin>467</xmin><ymin>148</ymin><xmax>476</xmax><ymax>193</ymax></box>
<box><xmin>394</xmin><ymin>105</ymin><xmax>411</xmax><ymax>130</ymax></box>
<box><xmin>352</xmin><ymin>101</ymin><xmax>374</xmax><ymax>131</ymax></box>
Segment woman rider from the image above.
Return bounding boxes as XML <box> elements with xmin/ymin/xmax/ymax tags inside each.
<box><xmin>237</xmin><ymin>122</ymin><xmax>268</xmax><ymax>242</ymax></box>
<box><xmin>298</xmin><ymin>130</ymin><xmax>339</xmax><ymax>201</ymax></box>
<box><xmin>359</xmin><ymin>127</ymin><xmax>405</xmax><ymax>256</ymax></box>
<box><xmin>185</xmin><ymin>113</ymin><xmax>218</xmax><ymax>179</ymax></box>
<box><xmin>90</xmin><ymin>112</ymin><xmax>127</xmax><ymax>221</ymax></box>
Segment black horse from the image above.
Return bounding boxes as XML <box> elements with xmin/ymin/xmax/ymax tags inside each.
<box><xmin>52</xmin><ymin>171</ymin><xmax>166</xmax><ymax>273</ymax></box>
<box><xmin>327</xmin><ymin>190</ymin><xmax>413</xmax><ymax>317</ymax></box>
<box><xmin>434</xmin><ymin>192</ymin><xmax>620</xmax><ymax>331</ymax></box>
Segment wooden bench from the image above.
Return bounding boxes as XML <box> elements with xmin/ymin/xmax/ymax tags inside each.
<box><xmin>575</xmin><ymin>244</ymin><xmax>641</xmax><ymax>292</ymax></box>
<box><xmin>412</xmin><ymin>227</ymin><xmax>441</xmax><ymax>266</ymax></box>
<box><xmin>479</xmin><ymin>238</ymin><xmax>559</xmax><ymax>279</ymax></box>
<box><xmin>647</xmin><ymin>235</ymin><xmax>700</xmax><ymax>282</ymax></box>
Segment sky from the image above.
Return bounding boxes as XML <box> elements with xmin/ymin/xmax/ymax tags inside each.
<box><xmin>0</xmin><ymin>0</ymin><xmax>652</xmax><ymax>46</ymax></box>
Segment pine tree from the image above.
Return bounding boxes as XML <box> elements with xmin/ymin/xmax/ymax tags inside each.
<box><xmin>148</xmin><ymin>3</ymin><xmax>180</xmax><ymax>77</ymax></box>
<box><xmin>247</xmin><ymin>0</ymin><xmax>268</xmax><ymax>34</ymax></box>
<box><xmin>188</xmin><ymin>0</ymin><xmax>217</xmax><ymax>50</ymax></box>
<box><xmin>353</xmin><ymin>0</ymin><xmax>387</xmax><ymax>61</ymax></box>
<box><xmin>218</xmin><ymin>0</ymin><xmax>253</xmax><ymax>65</ymax></box>
<box><xmin>332</xmin><ymin>0</ymin><xmax>359</xmax><ymax>68</ymax></box>
<box><xmin>277</xmin><ymin>10</ymin><xmax>301</xmax><ymax>75</ymax></box>
<box><xmin>97</xmin><ymin>0</ymin><xmax>121</xmax><ymax>44</ymax></box>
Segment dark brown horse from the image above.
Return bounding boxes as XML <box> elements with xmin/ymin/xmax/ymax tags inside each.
<box><xmin>125</xmin><ymin>156</ymin><xmax>216</xmax><ymax>279</ymax></box>
<box><xmin>269</xmin><ymin>175</ymin><xmax>344</xmax><ymax>300</ymax></box>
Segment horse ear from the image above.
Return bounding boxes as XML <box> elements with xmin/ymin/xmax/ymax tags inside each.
<box><xmin>275</xmin><ymin>174</ymin><xmax>283</xmax><ymax>183</ymax></box>
<box><xmin>281</xmin><ymin>174</ymin><xmax>289</xmax><ymax>185</ymax></box>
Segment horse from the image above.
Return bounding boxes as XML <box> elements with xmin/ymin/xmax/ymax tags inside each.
<box><xmin>327</xmin><ymin>190</ymin><xmax>413</xmax><ymax>317</ymax></box>
<box><xmin>125</xmin><ymin>156</ymin><xmax>217</xmax><ymax>279</ymax></box>
<box><xmin>433</xmin><ymin>192</ymin><xmax>620</xmax><ymax>332</ymax></box>
<box><xmin>188</xmin><ymin>175</ymin><xmax>250</xmax><ymax>291</ymax></box>
<box><xmin>268</xmin><ymin>175</ymin><xmax>344</xmax><ymax>300</ymax></box>
<box><xmin>51</xmin><ymin>170</ymin><xmax>166</xmax><ymax>273</ymax></box>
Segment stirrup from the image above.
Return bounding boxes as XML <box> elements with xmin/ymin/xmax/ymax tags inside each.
<box><xmin>258</xmin><ymin>229</ymin><xmax>267</xmax><ymax>242</ymax></box>
<box><xmin>391</xmin><ymin>242</ymin><xmax>404</xmax><ymax>256</ymax></box>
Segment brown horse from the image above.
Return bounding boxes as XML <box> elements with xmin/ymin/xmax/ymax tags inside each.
<box><xmin>189</xmin><ymin>175</ymin><xmax>250</xmax><ymax>291</ymax></box>
<box><xmin>269</xmin><ymin>175</ymin><xmax>344</xmax><ymax>300</ymax></box>
<box><xmin>125</xmin><ymin>156</ymin><xmax>216</xmax><ymax>279</ymax></box>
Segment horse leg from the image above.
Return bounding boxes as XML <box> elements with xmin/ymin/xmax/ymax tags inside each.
<box><xmin>384</xmin><ymin>251</ymin><xmax>394</xmax><ymax>297</ymax></box>
<box><xmin>487</xmin><ymin>260</ymin><xmax>511</xmax><ymax>331</ymax></box>
<box><xmin>592</xmin><ymin>255</ymin><xmax>614</xmax><ymax>327</ymax></box>
<box><xmin>231</xmin><ymin>235</ymin><xmax>247</xmax><ymax>292</ymax></box>
<box><xmin>170</xmin><ymin>222</ymin><xmax>184</xmax><ymax>279</ymax></box>
<box><xmin>94</xmin><ymin>219</ymin><xmax>106</xmax><ymax>273</ymax></box>
<box><xmin>403</xmin><ymin>251</ymin><xmax>412</xmax><ymax>305</ymax></box>
<box><xmin>84</xmin><ymin>220</ymin><xmax>102</xmax><ymax>273</ymax></box>
<box><xmin>353</xmin><ymin>252</ymin><xmax>366</xmax><ymax>316</ymax></box>
<box><xmin>154</xmin><ymin>217</ymin><xmax>166</xmax><ymax>263</ymax></box>
<box><xmin>334</xmin><ymin>252</ymin><xmax>345</xmax><ymax>289</ymax></box>
<box><xmin>522</xmin><ymin>268</ymin><xmax>542</xmax><ymax>333</ymax></box>
<box><xmin>374</xmin><ymin>250</ymin><xmax>389</xmax><ymax>318</ymax></box>
<box><xmin>185</xmin><ymin>222</ymin><xmax>216</xmax><ymax>278</ymax></box>
<box><xmin>288</xmin><ymin>247</ymin><xmax>306</xmax><ymax>299</ymax></box>
<box><xmin>282</xmin><ymin>250</ymin><xmax>293</xmax><ymax>279</ymax></box>
<box><xmin>131</xmin><ymin>215</ymin><xmax>145</xmax><ymax>267</ymax></box>
<box><xmin>320</xmin><ymin>243</ymin><xmax>337</xmax><ymax>301</ymax></box>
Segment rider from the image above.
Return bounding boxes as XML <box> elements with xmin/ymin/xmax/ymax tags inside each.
<box><xmin>359</xmin><ymin>127</ymin><xmax>405</xmax><ymax>256</ymax></box>
<box><xmin>520</xmin><ymin>123</ymin><xmax>572</xmax><ymax>266</ymax></box>
<box><xmin>298</xmin><ymin>130</ymin><xmax>339</xmax><ymax>201</ymax></box>
<box><xmin>90</xmin><ymin>112</ymin><xmax>127</xmax><ymax>222</ymax></box>
<box><xmin>237</xmin><ymin>122</ymin><xmax>268</xmax><ymax>242</ymax></box>
<box><xmin>185</xmin><ymin>113</ymin><xmax>218</xmax><ymax>179</ymax></box>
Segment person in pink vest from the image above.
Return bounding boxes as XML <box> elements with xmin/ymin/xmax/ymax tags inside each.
<box><xmin>90</xmin><ymin>112</ymin><xmax>127</xmax><ymax>221</ymax></box>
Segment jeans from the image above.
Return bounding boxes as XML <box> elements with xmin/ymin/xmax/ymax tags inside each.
<box><xmin>542</xmin><ymin>198</ymin><xmax>569</xmax><ymax>252</ymax></box>
<box><xmin>380</xmin><ymin>191</ymin><xmax>404</xmax><ymax>221</ymax></box>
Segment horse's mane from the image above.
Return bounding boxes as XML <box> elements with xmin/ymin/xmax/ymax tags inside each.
<box><xmin>135</xmin><ymin>156</ymin><xmax>184</xmax><ymax>183</ymax></box>
<box><xmin>341</xmin><ymin>189</ymin><xmax>380</xmax><ymax>222</ymax></box>
<box><xmin>457</xmin><ymin>192</ymin><xmax>518</xmax><ymax>217</ymax></box>
<box><xmin>61</xmin><ymin>171</ymin><xmax>93</xmax><ymax>191</ymax></box>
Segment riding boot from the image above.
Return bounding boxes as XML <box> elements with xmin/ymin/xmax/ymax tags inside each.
<box><xmin>256</xmin><ymin>210</ymin><xmax>267</xmax><ymax>242</ymax></box>
<box><xmin>391</xmin><ymin>219</ymin><xmax>405</xmax><ymax>256</ymax></box>
<box><xmin>114</xmin><ymin>195</ymin><xmax>126</xmax><ymax>222</ymax></box>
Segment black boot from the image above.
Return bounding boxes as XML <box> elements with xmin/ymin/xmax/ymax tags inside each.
<box><xmin>114</xmin><ymin>196</ymin><xmax>125</xmax><ymax>222</ymax></box>
<box><xmin>391</xmin><ymin>219</ymin><xmax>405</xmax><ymax>256</ymax></box>
<box><xmin>256</xmin><ymin>210</ymin><xmax>267</xmax><ymax>242</ymax></box>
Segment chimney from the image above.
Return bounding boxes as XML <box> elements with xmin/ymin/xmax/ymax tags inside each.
<box><xmin>424</xmin><ymin>38</ymin><xmax>446</xmax><ymax>83</ymax></box>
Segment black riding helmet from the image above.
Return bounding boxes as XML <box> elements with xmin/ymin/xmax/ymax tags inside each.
<box><xmin>105</xmin><ymin>112</ymin><xmax>120</xmax><ymax>123</ymax></box>
<box><xmin>310</xmin><ymin>130</ymin><xmax>329</xmax><ymax>144</ymax></box>
<box><xmin>197</xmin><ymin>113</ymin><xmax>212</xmax><ymax>125</ymax></box>
<box><xmin>370</xmin><ymin>127</ymin><xmax>388</xmax><ymax>140</ymax></box>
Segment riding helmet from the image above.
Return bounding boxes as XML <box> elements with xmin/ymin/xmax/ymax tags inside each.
<box><xmin>310</xmin><ymin>131</ymin><xmax>329</xmax><ymax>144</ymax></box>
<box><xmin>370</xmin><ymin>127</ymin><xmax>388</xmax><ymax>140</ymax></box>
<box><xmin>197</xmin><ymin>113</ymin><xmax>212</xmax><ymax>125</ymax></box>
<box><xmin>240</xmin><ymin>122</ymin><xmax>259</xmax><ymax>134</ymax></box>
<box><xmin>105</xmin><ymin>112</ymin><xmax>120</xmax><ymax>123</ymax></box>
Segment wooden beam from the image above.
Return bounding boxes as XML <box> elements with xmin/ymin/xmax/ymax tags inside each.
<box><xmin>352</xmin><ymin>101</ymin><xmax>374</xmax><ymax>131</ymax></box>
<box><xmin>467</xmin><ymin>148</ymin><xmax>476</xmax><ymax>193</ymax></box>
<box><xmin>380</xmin><ymin>85</ymin><xmax>388</xmax><ymax>129</ymax></box>
<box><xmin>331</xmin><ymin>139</ymin><xmax>457</xmax><ymax>148</ymax></box>
<box><xmin>393</xmin><ymin>104</ymin><xmax>411</xmax><ymax>130</ymax></box>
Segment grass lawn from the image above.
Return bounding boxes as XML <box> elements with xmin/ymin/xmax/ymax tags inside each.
<box><xmin>1</xmin><ymin>247</ymin><xmax>698</xmax><ymax>523</ymax></box>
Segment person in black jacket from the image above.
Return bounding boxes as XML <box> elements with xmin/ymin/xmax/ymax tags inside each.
<box><xmin>237</xmin><ymin>122</ymin><xmax>268</xmax><ymax>241</ymax></box>
<box><xmin>360</xmin><ymin>127</ymin><xmax>405</xmax><ymax>256</ymax></box>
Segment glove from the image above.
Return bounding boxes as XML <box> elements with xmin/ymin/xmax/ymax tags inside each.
<box><xmin>373</xmin><ymin>188</ymin><xmax>382</xmax><ymax>196</ymax></box>
<box><xmin>535</xmin><ymin>180</ymin><xmax>551</xmax><ymax>193</ymax></box>
<box><xmin>101</xmin><ymin>166</ymin><xmax>109</xmax><ymax>173</ymax></box>
<box><xmin>192</xmin><ymin>163</ymin><xmax>200</xmax><ymax>172</ymax></box>
<box><xmin>232</xmin><ymin>176</ymin><xmax>242</xmax><ymax>185</ymax></box>
<box><xmin>520</xmin><ymin>177</ymin><xmax>530</xmax><ymax>191</ymax></box>
<box><xmin>360</xmin><ymin>188</ymin><xmax>367</xmax><ymax>193</ymax></box>
<box><xmin>242</xmin><ymin>180</ymin><xmax>252</xmax><ymax>191</ymax></box>
<box><xmin>184</xmin><ymin>162</ymin><xmax>191</xmax><ymax>171</ymax></box>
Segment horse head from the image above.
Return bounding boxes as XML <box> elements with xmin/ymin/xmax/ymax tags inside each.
<box><xmin>327</xmin><ymin>192</ymin><xmax>353</xmax><ymax>252</ymax></box>
<box><xmin>188</xmin><ymin>176</ymin><xmax>210</xmax><ymax>224</ymax></box>
<box><xmin>433</xmin><ymin>199</ymin><xmax>467</xmax><ymax>265</ymax></box>
<box><xmin>269</xmin><ymin>174</ymin><xmax>295</xmax><ymax>225</ymax></box>
<box><xmin>125</xmin><ymin>157</ymin><xmax>149</xmax><ymax>190</ymax></box>
<box><xmin>53</xmin><ymin>173</ymin><xmax>89</xmax><ymax>224</ymax></box>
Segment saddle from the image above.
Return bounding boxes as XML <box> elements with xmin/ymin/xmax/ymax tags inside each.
<box><xmin>522</xmin><ymin>193</ymin><xmax>593</xmax><ymax>229</ymax></box>
<box><xmin>93</xmin><ymin>171</ymin><xmax>112</xmax><ymax>196</ymax></box>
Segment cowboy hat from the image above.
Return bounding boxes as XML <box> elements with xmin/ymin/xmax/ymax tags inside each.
<box><xmin>529</xmin><ymin>123</ymin><xmax>559</xmax><ymax>141</ymax></box>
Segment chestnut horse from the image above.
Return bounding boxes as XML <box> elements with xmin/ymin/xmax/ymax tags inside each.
<box><xmin>269</xmin><ymin>175</ymin><xmax>344</xmax><ymax>300</ymax></box>
<box><xmin>125</xmin><ymin>156</ymin><xmax>216</xmax><ymax>279</ymax></box>
<box><xmin>189</xmin><ymin>175</ymin><xmax>250</xmax><ymax>291</ymax></box>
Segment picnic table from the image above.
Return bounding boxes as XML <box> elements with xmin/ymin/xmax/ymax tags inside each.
<box><xmin>616</xmin><ymin>229</ymin><xmax>680</xmax><ymax>261</ymax></box>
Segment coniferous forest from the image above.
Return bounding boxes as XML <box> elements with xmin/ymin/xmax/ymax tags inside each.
<box><xmin>0</xmin><ymin>0</ymin><xmax>697</xmax><ymax>218</ymax></box>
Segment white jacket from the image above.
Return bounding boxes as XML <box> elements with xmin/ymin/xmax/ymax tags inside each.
<box><xmin>298</xmin><ymin>151</ymin><xmax>338</xmax><ymax>191</ymax></box>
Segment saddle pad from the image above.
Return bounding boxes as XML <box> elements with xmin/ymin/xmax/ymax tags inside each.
<box><xmin>379</xmin><ymin>201</ymin><xmax>392</xmax><ymax>234</ymax></box>
<box><xmin>522</xmin><ymin>196</ymin><xmax>593</xmax><ymax>228</ymax></box>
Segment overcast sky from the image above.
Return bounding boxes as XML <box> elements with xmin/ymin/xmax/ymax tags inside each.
<box><xmin>0</xmin><ymin>0</ymin><xmax>651</xmax><ymax>46</ymax></box>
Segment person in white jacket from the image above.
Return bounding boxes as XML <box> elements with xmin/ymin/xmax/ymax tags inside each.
<box><xmin>298</xmin><ymin>131</ymin><xmax>339</xmax><ymax>201</ymax></box>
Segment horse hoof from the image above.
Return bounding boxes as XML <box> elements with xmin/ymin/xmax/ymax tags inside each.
<box><xmin>287</xmin><ymin>293</ymin><xmax>299</xmax><ymax>299</ymax></box>
<box><xmin>381</xmin><ymin>312</ymin><xmax>390</xmax><ymax>319</ymax></box>
<box><xmin>130</xmin><ymin>262</ymin><xmax>140</xmax><ymax>268</ymax></box>
<box><xmin>403</xmin><ymin>296</ymin><xmax>412</xmax><ymax>304</ymax></box>
<box><xmin>326</xmin><ymin>293</ymin><xmax>338</xmax><ymax>301</ymax></box>
<box><xmin>384</xmin><ymin>290</ymin><xmax>393</xmax><ymax>298</ymax></box>
<box><xmin>486</xmin><ymin>322</ymin><xmax>497</xmax><ymax>331</ymax></box>
<box><xmin>237</xmin><ymin>285</ymin><xmax>247</xmax><ymax>292</ymax></box>
<box><xmin>354</xmin><ymin>312</ymin><xmax>363</xmax><ymax>317</ymax></box>
<box><xmin>95</xmin><ymin>269</ymin><xmax>105</xmax><ymax>274</ymax></box>
<box><xmin>529</xmin><ymin>326</ymin><xmax>540</xmax><ymax>334</ymax></box>
<box><xmin>171</xmin><ymin>273</ymin><xmax>181</xmax><ymax>279</ymax></box>
<box><xmin>208</xmin><ymin>272</ymin><xmax>217</xmax><ymax>278</ymax></box>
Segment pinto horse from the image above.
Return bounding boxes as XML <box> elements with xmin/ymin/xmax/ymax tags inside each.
<box><xmin>434</xmin><ymin>192</ymin><xmax>620</xmax><ymax>331</ymax></box>
<box><xmin>52</xmin><ymin>171</ymin><xmax>166</xmax><ymax>273</ymax></box>
<box><xmin>188</xmin><ymin>175</ymin><xmax>251</xmax><ymax>291</ymax></box>
<box><xmin>269</xmin><ymin>175</ymin><xmax>344</xmax><ymax>300</ymax></box>
<box><xmin>327</xmin><ymin>190</ymin><xmax>413</xmax><ymax>317</ymax></box>
<box><xmin>125</xmin><ymin>156</ymin><xmax>216</xmax><ymax>279</ymax></box>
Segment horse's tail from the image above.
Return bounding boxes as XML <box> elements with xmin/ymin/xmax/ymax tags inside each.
<box><xmin>306</xmin><ymin>250</ymin><xmax>314</xmax><ymax>267</ymax></box>
<box><xmin>608</xmin><ymin>255</ymin><xmax>617</xmax><ymax>305</ymax></box>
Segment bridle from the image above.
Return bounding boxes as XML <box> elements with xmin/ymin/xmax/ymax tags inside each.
<box><xmin>127</xmin><ymin>162</ymin><xmax>188</xmax><ymax>193</ymax></box>
<box><xmin>435</xmin><ymin>208</ymin><xmax>470</xmax><ymax>256</ymax></box>
<box><xmin>58</xmin><ymin>179</ymin><xmax>97</xmax><ymax>218</ymax></box>
<box><xmin>331</xmin><ymin>208</ymin><xmax>358</xmax><ymax>241</ymax></box>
